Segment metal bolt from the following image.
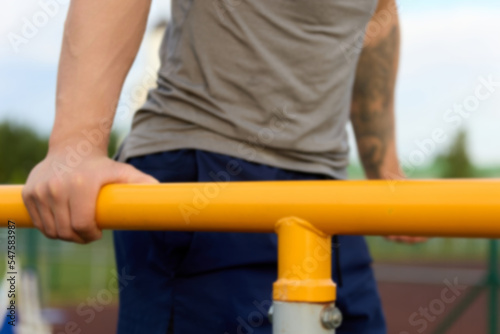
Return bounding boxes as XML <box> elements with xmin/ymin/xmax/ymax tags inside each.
<box><xmin>268</xmin><ymin>304</ymin><xmax>274</xmax><ymax>323</ymax></box>
<box><xmin>321</xmin><ymin>303</ymin><xmax>342</xmax><ymax>329</ymax></box>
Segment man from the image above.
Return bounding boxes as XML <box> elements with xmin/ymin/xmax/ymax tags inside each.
<box><xmin>22</xmin><ymin>0</ymin><xmax>422</xmax><ymax>332</ymax></box>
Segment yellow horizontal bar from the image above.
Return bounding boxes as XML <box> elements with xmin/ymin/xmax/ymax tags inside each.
<box><xmin>1</xmin><ymin>180</ymin><xmax>500</xmax><ymax>238</ymax></box>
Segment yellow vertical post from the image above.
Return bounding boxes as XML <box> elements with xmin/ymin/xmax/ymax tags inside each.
<box><xmin>271</xmin><ymin>217</ymin><xmax>340</xmax><ymax>333</ymax></box>
<box><xmin>273</xmin><ymin>216</ymin><xmax>336</xmax><ymax>302</ymax></box>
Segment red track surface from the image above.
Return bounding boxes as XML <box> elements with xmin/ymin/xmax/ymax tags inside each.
<box><xmin>52</xmin><ymin>264</ymin><xmax>490</xmax><ymax>334</ymax></box>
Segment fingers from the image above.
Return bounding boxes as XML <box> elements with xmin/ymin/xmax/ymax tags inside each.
<box><xmin>23</xmin><ymin>157</ymin><xmax>157</xmax><ymax>244</ymax></box>
<box><xmin>23</xmin><ymin>183</ymin><xmax>58</xmax><ymax>239</ymax></box>
<box><xmin>47</xmin><ymin>183</ymin><xmax>86</xmax><ymax>244</ymax></box>
<box><xmin>64</xmin><ymin>162</ymin><xmax>158</xmax><ymax>242</ymax></box>
<box><xmin>23</xmin><ymin>167</ymin><xmax>102</xmax><ymax>243</ymax></box>
<box><xmin>111</xmin><ymin>163</ymin><xmax>159</xmax><ymax>184</ymax></box>
<box><xmin>34</xmin><ymin>201</ymin><xmax>58</xmax><ymax>239</ymax></box>
<box><xmin>386</xmin><ymin>235</ymin><xmax>429</xmax><ymax>244</ymax></box>
<box><xmin>23</xmin><ymin>178</ymin><xmax>89</xmax><ymax>243</ymax></box>
<box><xmin>22</xmin><ymin>190</ymin><xmax>44</xmax><ymax>232</ymax></box>
<box><xmin>68</xmin><ymin>173</ymin><xmax>102</xmax><ymax>243</ymax></box>
<box><xmin>63</xmin><ymin>162</ymin><xmax>157</xmax><ymax>243</ymax></box>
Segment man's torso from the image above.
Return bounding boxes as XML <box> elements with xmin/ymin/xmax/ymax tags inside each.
<box><xmin>119</xmin><ymin>0</ymin><xmax>378</xmax><ymax>178</ymax></box>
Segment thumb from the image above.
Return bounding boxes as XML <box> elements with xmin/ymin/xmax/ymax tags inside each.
<box><xmin>108</xmin><ymin>162</ymin><xmax>160</xmax><ymax>184</ymax></box>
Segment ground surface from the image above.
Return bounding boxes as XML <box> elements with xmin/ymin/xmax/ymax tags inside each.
<box><xmin>51</xmin><ymin>262</ymin><xmax>493</xmax><ymax>334</ymax></box>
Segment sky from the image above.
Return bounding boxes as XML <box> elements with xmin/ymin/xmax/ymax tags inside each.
<box><xmin>1</xmin><ymin>0</ymin><xmax>500</xmax><ymax>167</ymax></box>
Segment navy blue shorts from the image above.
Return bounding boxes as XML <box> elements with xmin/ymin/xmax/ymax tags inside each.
<box><xmin>113</xmin><ymin>149</ymin><xmax>386</xmax><ymax>333</ymax></box>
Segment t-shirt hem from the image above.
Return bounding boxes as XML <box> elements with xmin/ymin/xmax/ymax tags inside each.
<box><xmin>117</xmin><ymin>134</ymin><xmax>347</xmax><ymax>180</ymax></box>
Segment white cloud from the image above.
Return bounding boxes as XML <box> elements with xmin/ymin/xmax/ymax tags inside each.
<box><xmin>394</xmin><ymin>6</ymin><xmax>500</xmax><ymax>165</ymax></box>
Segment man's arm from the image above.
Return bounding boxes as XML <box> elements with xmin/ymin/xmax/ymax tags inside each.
<box><xmin>350</xmin><ymin>0</ymin><xmax>402</xmax><ymax>180</ymax></box>
<box><xmin>351</xmin><ymin>1</ymin><xmax>426</xmax><ymax>243</ymax></box>
<box><xmin>22</xmin><ymin>0</ymin><xmax>158</xmax><ymax>243</ymax></box>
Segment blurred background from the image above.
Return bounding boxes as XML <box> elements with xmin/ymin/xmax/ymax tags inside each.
<box><xmin>1</xmin><ymin>0</ymin><xmax>500</xmax><ymax>333</ymax></box>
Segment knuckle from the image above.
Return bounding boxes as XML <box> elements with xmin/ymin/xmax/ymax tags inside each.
<box><xmin>33</xmin><ymin>184</ymin><xmax>47</xmax><ymax>199</ymax></box>
<box><xmin>88</xmin><ymin>233</ymin><xmax>102</xmax><ymax>243</ymax></box>
<box><xmin>44</xmin><ymin>228</ymin><xmax>57</xmax><ymax>239</ymax></box>
<box><xmin>72</xmin><ymin>221</ymin><xmax>93</xmax><ymax>234</ymax></box>
<box><xmin>58</xmin><ymin>230</ymin><xmax>75</xmax><ymax>241</ymax></box>
<box><xmin>47</xmin><ymin>178</ymin><xmax>63</xmax><ymax>199</ymax></box>
<box><xmin>32</xmin><ymin>220</ymin><xmax>42</xmax><ymax>230</ymax></box>
<box><xmin>24</xmin><ymin>185</ymin><xmax>38</xmax><ymax>199</ymax></box>
<box><xmin>22</xmin><ymin>192</ymin><xmax>36</xmax><ymax>208</ymax></box>
<box><xmin>31</xmin><ymin>224</ymin><xmax>41</xmax><ymax>233</ymax></box>
<box><xmin>21</xmin><ymin>187</ymin><xmax>31</xmax><ymax>201</ymax></box>
<box><xmin>69</xmin><ymin>173</ymin><xmax>86</xmax><ymax>187</ymax></box>
<box><xmin>77</xmin><ymin>236</ymin><xmax>94</xmax><ymax>245</ymax></box>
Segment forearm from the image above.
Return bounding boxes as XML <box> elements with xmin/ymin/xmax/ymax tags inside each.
<box><xmin>350</xmin><ymin>1</ymin><xmax>401</xmax><ymax>179</ymax></box>
<box><xmin>49</xmin><ymin>0</ymin><xmax>152</xmax><ymax>154</ymax></box>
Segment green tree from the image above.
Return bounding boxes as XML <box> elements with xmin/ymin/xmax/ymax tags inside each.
<box><xmin>435</xmin><ymin>129</ymin><xmax>474</xmax><ymax>178</ymax></box>
<box><xmin>0</xmin><ymin>120</ymin><xmax>122</xmax><ymax>184</ymax></box>
<box><xmin>0</xmin><ymin>121</ymin><xmax>49</xmax><ymax>184</ymax></box>
<box><xmin>108</xmin><ymin>130</ymin><xmax>120</xmax><ymax>157</ymax></box>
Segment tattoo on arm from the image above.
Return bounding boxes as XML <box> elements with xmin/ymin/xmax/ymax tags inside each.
<box><xmin>351</xmin><ymin>25</ymin><xmax>399</xmax><ymax>178</ymax></box>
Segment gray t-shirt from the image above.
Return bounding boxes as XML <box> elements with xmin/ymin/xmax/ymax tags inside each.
<box><xmin>118</xmin><ymin>0</ymin><xmax>377</xmax><ymax>179</ymax></box>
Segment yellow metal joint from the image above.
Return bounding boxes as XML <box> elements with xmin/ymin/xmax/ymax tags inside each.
<box><xmin>273</xmin><ymin>216</ymin><xmax>336</xmax><ymax>303</ymax></box>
